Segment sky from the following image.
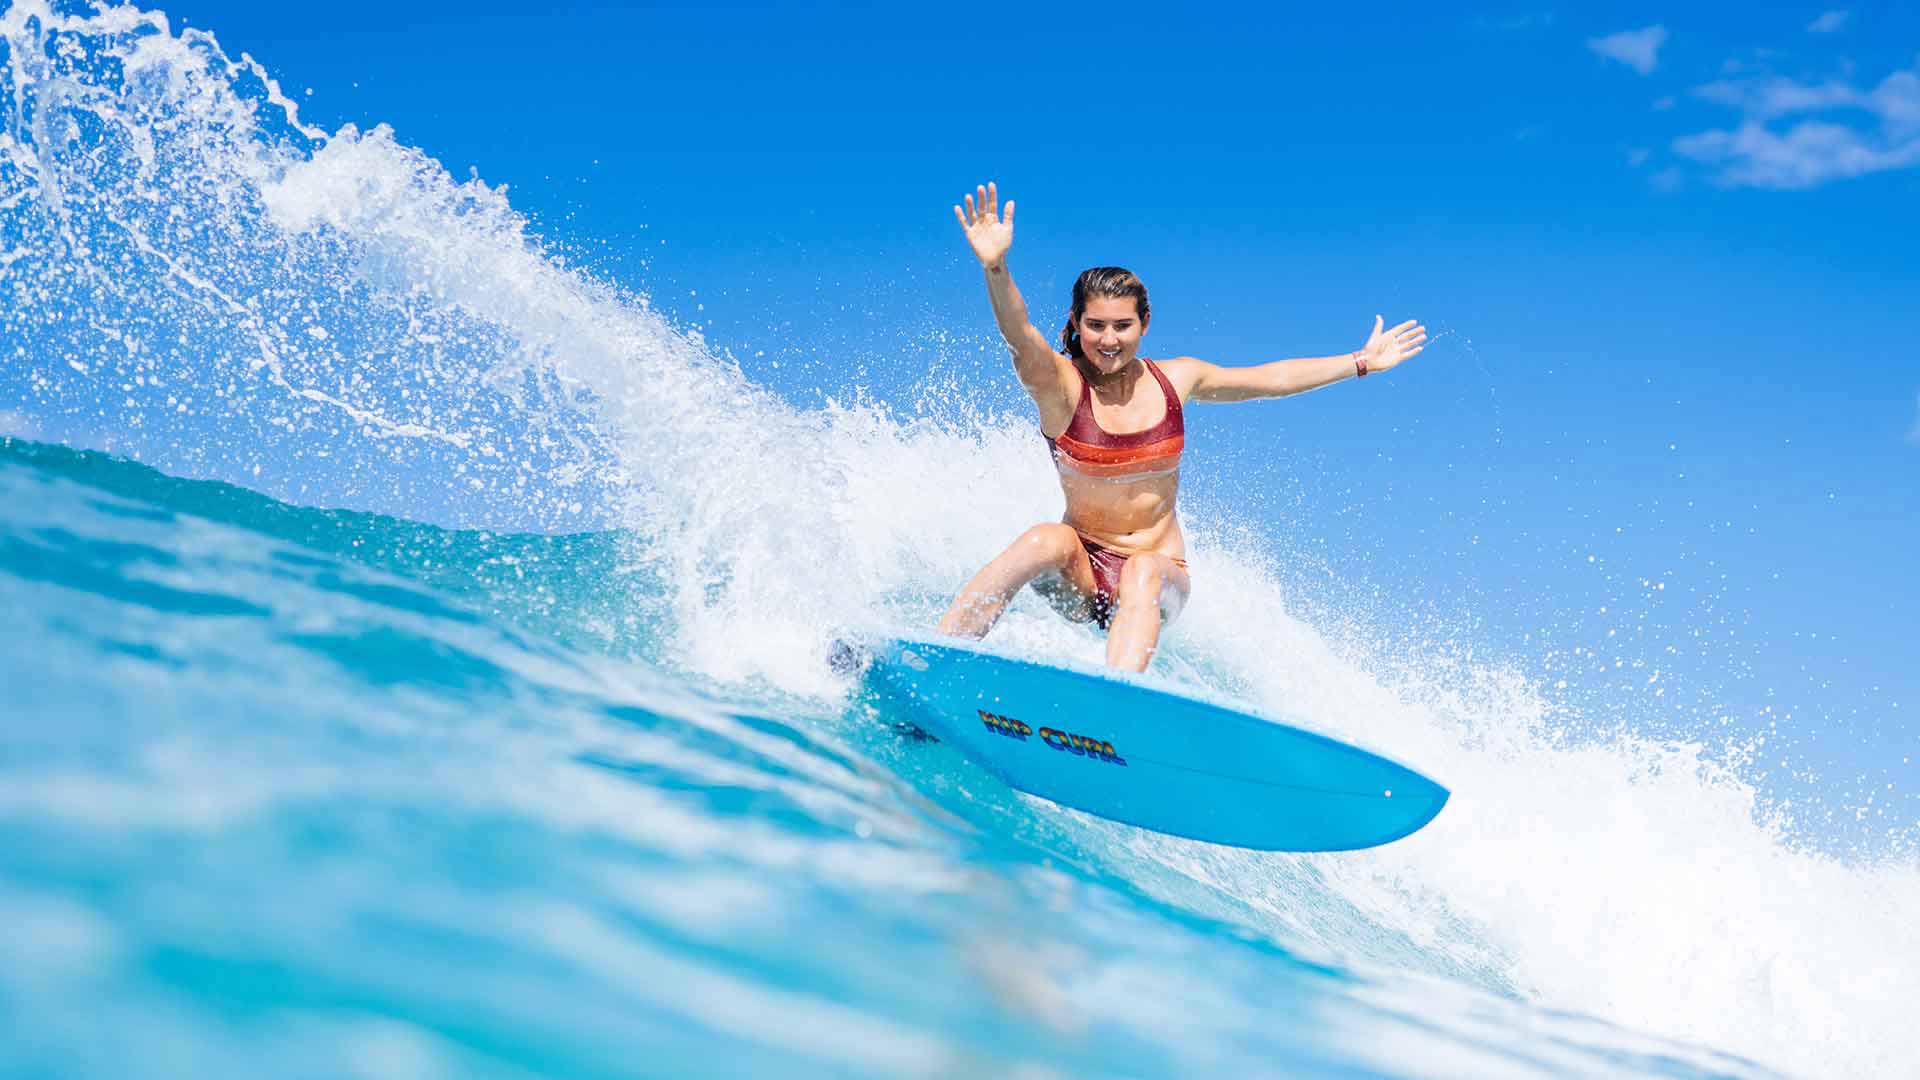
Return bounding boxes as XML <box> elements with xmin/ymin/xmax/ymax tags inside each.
<box><xmin>13</xmin><ymin>1</ymin><xmax>1920</xmax><ymax>816</ymax></box>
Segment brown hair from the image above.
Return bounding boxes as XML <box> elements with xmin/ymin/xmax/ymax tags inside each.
<box><xmin>1059</xmin><ymin>267</ymin><xmax>1150</xmax><ymax>361</ymax></box>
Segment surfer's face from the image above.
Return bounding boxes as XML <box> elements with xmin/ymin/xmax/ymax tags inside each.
<box><xmin>1077</xmin><ymin>296</ymin><xmax>1147</xmax><ymax>375</ymax></box>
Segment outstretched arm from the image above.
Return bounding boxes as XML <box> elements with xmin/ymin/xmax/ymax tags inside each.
<box><xmin>954</xmin><ymin>182</ymin><xmax>1072</xmax><ymax>412</ymax></box>
<box><xmin>1183</xmin><ymin>316</ymin><xmax>1427</xmax><ymax>402</ymax></box>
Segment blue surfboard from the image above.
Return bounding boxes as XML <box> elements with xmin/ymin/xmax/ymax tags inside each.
<box><xmin>844</xmin><ymin>633</ymin><xmax>1448</xmax><ymax>852</ymax></box>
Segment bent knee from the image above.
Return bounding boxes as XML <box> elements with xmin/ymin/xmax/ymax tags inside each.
<box><xmin>1117</xmin><ymin>555</ymin><xmax>1189</xmax><ymax>623</ymax></box>
<box><xmin>1014</xmin><ymin>523</ymin><xmax>1081</xmax><ymax>567</ymax></box>
<box><xmin>1118</xmin><ymin>554</ymin><xmax>1175</xmax><ymax>597</ymax></box>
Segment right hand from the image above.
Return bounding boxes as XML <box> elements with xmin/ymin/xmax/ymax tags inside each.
<box><xmin>953</xmin><ymin>181</ymin><xmax>1014</xmax><ymax>267</ymax></box>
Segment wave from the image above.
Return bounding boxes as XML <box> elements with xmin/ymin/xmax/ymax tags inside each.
<box><xmin>0</xmin><ymin>437</ymin><xmax>658</xmax><ymax>655</ymax></box>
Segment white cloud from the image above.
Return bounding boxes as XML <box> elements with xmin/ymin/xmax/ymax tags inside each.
<box><xmin>1674</xmin><ymin>120</ymin><xmax>1920</xmax><ymax>187</ymax></box>
<box><xmin>1674</xmin><ymin>64</ymin><xmax>1920</xmax><ymax>188</ymax></box>
<box><xmin>1877</xmin><ymin>69</ymin><xmax>1920</xmax><ymax>133</ymax></box>
<box><xmin>1589</xmin><ymin>25</ymin><xmax>1669</xmax><ymax>75</ymax></box>
<box><xmin>1807</xmin><ymin>10</ymin><xmax>1850</xmax><ymax>34</ymax></box>
<box><xmin>1693</xmin><ymin>76</ymin><xmax>1865</xmax><ymax>119</ymax></box>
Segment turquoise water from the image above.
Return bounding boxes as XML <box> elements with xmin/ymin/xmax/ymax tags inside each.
<box><xmin>4</xmin><ymin>3</ymin><xmax>1917</xmax><ymax>1076</ymax></box>
<box><xmin>0</xmin><ymin>437</ymin><xmax>1771</xmax><ymax>1078</ymax></box>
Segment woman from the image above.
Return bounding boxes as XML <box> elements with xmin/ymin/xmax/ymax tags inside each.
<box><xmin>936</xmin><ymin>182</ymin><xmax>1427</xmax><ymax>671</ymax></box>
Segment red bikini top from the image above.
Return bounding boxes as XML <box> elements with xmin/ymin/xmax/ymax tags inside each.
<box><xmin>1046</xmin><ymin>358</ymin><xmax>1185</xmax><ymax>480</ymax></box>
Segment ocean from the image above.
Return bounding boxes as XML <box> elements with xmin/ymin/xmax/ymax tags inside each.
<box><xmin>3</xmin><ymin>3</ymin><xmax>1916</xmax><ymax>1076</ymax></box>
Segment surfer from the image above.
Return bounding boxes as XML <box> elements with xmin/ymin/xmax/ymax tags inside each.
<box><xmin>937</xmin><ymin>182</ymin><xmax>1426</xmax><ymax>671</ymax></box>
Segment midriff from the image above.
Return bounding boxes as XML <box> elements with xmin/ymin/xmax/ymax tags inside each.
<box><xmin>1057</xmin><ymin>467</ymin><xmax>1184</xmax><ymax>556</ymax></box>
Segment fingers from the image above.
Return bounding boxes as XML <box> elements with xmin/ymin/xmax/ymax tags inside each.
<box><xmin>1381</xmin><ymin>318</ymin><xmax>1426</xmax><ymax>351</ymax></box>
<box><xmin>953</xmin><ymin>204</ymin><xmax>968</xmax><ymax>230</ymax></box>
<box><xmin>957</xmin><ymin>182</ymin><xmax>1008</xmax><ymax>226</ymax></box>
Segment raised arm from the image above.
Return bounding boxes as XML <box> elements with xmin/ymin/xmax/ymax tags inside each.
<box><xmin>954</xmin><ymin>182</ymin><xmax>1075</xmax><ymax>423</ymax></box>
<box><xmin>1180</xmin><ymin>316</ymin><xmax>1427</xmax><ymax>402</ymax></box>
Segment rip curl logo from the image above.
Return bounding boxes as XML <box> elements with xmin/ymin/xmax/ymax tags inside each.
<box><xmin>978</xmin><ymin>710</ymin><xmax>1032</xmax><ymax>740</ymax></box>
<box><xmin>978</xmin><ymin>711</ymin><xmax>1126</xmax><ymax>766</ymax></box>
<box><xmin>1038</xmin><ymin>726</ymin><xmax>1127</xmax><ymax>766</ymax></box>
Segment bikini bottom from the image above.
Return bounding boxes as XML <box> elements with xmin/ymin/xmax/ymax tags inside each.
<box><xmin>1077</xmin><ymin>533</ymin><xmax>1190</xmax><ymax>631</ymax></box>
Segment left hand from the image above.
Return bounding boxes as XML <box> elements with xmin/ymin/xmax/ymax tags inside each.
<box><xmin>1361</xmin><ymin>315</ymin><xmax>1427</xmax><ymax>374</ymax></box>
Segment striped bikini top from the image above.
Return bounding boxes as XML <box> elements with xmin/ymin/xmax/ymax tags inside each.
<box><xmin>1046</xmin><ymin>358</ymin><xmax>1185</xmax><ymax>480</ymax></box>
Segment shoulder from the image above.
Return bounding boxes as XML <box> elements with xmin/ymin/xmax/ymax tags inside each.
<box><xmin>1151</xmin><ymin>356</ymin><xmax>1213</xmax><ymax>403</ymax></box>
<box><xmin>1032</xmin><ymin>350</ymin><xmax>1085</xmax><ymax>439</ymax></box>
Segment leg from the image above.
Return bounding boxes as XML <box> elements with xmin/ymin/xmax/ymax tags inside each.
<box><xmin>1104</xmin><ymin>554</ymin><xmax>1192</xmax><ymax>672</ymax></box>
<box><xmin>938</xmin><ymin>523</ymin><xmax>1101</xmax><ymax>639</ymax></box>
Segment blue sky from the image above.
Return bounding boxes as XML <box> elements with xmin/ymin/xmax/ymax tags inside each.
<box><xmin>18</xmin><ymin>2</ymin><xmax>1920</xmax><ymax>815</ymax></box>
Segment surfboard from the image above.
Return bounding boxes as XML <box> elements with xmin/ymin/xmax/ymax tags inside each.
<box><xmin>840</xmin><ymin>633</ymin><xmax>1448</xmax><ymax>852</ymax></box>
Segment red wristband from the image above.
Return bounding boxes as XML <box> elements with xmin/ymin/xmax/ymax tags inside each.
<box><xmin>1353</xmin><ymin>350</ymin><xmax>1369</xmax><ymax>377</ymax></box>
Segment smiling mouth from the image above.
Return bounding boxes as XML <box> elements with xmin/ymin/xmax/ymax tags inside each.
<box><xmin>1098</xmin><ymin>348</ymin><xmax>1121</xmax><ymax>359</ymax></box>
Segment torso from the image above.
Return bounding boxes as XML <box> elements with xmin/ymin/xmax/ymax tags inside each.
<box><xmin>1045</xmin><ymin>358</ymin><xmax>1188</xmax><ymax>557</ymax></box>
